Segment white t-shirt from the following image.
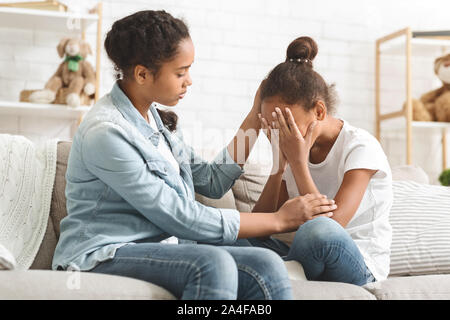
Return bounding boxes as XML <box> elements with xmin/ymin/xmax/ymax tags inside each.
<box><xmin>282</xmin><ymin>119</ymin><xmax>393</xmax><ymax>281</ymax></box>
<box><xmin>148</xmin><ymin>110</ymin><xmax>180</xmax><ymax>245</ymax></box>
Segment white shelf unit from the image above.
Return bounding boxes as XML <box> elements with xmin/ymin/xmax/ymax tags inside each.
<box><xmin>0</xmin><ymin>100</ymin><xmax>89</xmax><ymax>119</ymax></box>
<box><xmin>0</xmin><ymin>3</ymin><xmax>103</xmax><ymax>140</ymax></box>
<box><xmin>0</xmin><ymin>6</ymin><xmax>98</xmax><ymax>31</ymax></box>
<box><xmin>0</xmin><ymin>100</ymin><xmax>90</xmax><ymax>139</ymax></box>
<box><xmin>375</xmin><ymin>27</ymin><xmax>450</xmax><ymax>171</ymax></box>
<box><xmin>0</xmin><ymin>4</ymin><xmax>103</xmax><ymax>101</ymax></box>
<box><xmin>379</xmin><ymin>37</ymin><xmax>450</xmax><ymax>56</ymax></box>
<box><xmin>412</xmin><ymin>121</ymin><xmax>450</xmax><ymax>129</ymax></box>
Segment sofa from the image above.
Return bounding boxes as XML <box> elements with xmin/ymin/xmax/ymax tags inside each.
<box><xmin>1</xmin><ymin>141</ymin><xmax>450</xmax><ymax>300</ymax></box>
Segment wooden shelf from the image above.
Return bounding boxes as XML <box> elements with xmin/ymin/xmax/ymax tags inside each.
<box><xmin>379</xmin><ymin>37</ymin><xmax>450</xmax><ymax>56</ymax></box>
<box><xmin>0</xmin><ymin>6</ymin><xmax>98</xmax><ymax>32</ymax></box>
<box><xmin>381</xmin><ymin>119</ymin><xmax>450</xmax><ymax>132</ymax></box>
<box><xmin>0</xmin><ymin>100</ymin><xmax>90</xmax><ymax>120</ymax></box>
<box><xmin>412</xmin><ymin>121</ymin><xmax>450</xmax><ymax>129</ymax></box>
<box><xmin>376</xmin><ymin>27</ymin><xmax>449</xmax><ymax>171</ymax></box>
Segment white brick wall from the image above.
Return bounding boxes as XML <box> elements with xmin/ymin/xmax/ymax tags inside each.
<box><xmin>1</xmin><ymin>0</ymin><xmax>450</xmax><ymax>183</ymax></box>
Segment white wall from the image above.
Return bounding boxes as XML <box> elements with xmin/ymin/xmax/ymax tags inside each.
<box><xmin>1</xmin><ymin>0</ymin><xmax>449</xmax><ymax>183</ymax></box>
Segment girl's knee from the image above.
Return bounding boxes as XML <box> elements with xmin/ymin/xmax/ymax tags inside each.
<box><xmin>293</xmin><ymin>217</ymin><xmax>349</xmax><ymax>250</ymax></box>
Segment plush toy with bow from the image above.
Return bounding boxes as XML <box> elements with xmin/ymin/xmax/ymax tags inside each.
<box><xmin>28</xmin><ymin>37</ymin><xmax>96</xmax><ymax>107</ymax></box>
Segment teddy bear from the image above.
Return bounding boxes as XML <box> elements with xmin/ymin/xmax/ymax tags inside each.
<box><xmin>407</xmin><ymin>53</ymin><xmax>450</xmax><ymax>122</ymax></box>
<box><xmin>27</xmin><ymin>37</ymin><xmax>96</xmax><ymax>107</ymax></box>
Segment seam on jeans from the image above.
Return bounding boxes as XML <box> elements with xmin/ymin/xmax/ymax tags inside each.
<box><xmin>304</xmin><ymin>243</ymin><xmax>368</xmax><ymax>276</ymax></box>
<box><xmin>334</xmin><ymin>243</ymin><xmax>374</xmax><ymax>281</ymax></box>
<box><xmin>294</xmin><ymin>242</ymin><xmax>372</xmax><ymax>283</ymax></box>
<box><xmin>111</xmin><ymin>256</ymin><xmax>202</xmax><ymax>299</ymax></box>
<box><xmin>237</xmin><ymin>264</ymin><xmax>271</xmax><ymax>300</ymax></box>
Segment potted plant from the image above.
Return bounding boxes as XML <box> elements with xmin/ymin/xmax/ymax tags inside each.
<box><xmin>439</xmin><ymin>169</ymin><xmax>450</xmax><ymax>186</ymax></box>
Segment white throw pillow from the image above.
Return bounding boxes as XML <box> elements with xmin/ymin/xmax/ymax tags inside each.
<box><xmin>0</xmin><ymin>244</ymin><xmax>16</xmax><ymax>270</ymax></box>
<box><xmin>391</xmin><ymin>165</ymin><xmax>430</xmax><ymax>184</ymax></box>
<box><xmin>389</xmin><ymin>180</ymin><xmax>450</xmax><ymax>276</ymax></box>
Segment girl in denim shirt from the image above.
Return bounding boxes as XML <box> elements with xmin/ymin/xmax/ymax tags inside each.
<box><xmin>52</xmin><ymin>11</ymin><xmax>337</xmax><ymax>300</ymax></box>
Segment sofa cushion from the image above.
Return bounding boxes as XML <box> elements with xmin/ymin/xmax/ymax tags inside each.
<box><xmin>49</xmin><ymin>141</ymin><xmax>71</xmax><ymax>237</ymax></box>
<box><xmin>389</xmin><ymin>180</ymin><xmax>450</xmax><ymax>276</ymax></box>
<box><xmin>364</xmin><ymin>275</ymin><xmax>450</xmax><ymax>300</ymax></box>
<box><xmin>291</xmin><ymin>279</ymin><xmax>376</xmax><ymax>300</ymax></box>
<box><xmin>0</xmin><ymin>270</ymin><xmax>175</xmax><ymax>300</ymax></box>
<box><xmin>232</xmin><ymin>166</ymin><xmax>268</xmax><ymax>213</ymax></box>
<box><xmin>30</xmin><ymin>141</ymin><xmax>71</xmax><ymax>270</ymax></box>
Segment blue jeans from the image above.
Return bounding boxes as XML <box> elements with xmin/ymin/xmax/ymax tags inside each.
<box><xmin>89</xmin><ymin>242</ymin><xmax>292</xmax><ymax>300</ymax></box>
<box><xmin>245</xmin><ymin>217</ymin><xmax>376</xmax><ymax>286</ymax></box>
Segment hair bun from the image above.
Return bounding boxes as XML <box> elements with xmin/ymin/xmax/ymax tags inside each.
<box><xmin>285</xmin><ymin>36</ymin><xmax>318</xmax><ymax>67</ymax></box>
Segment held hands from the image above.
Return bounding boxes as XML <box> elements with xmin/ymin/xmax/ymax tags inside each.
<box><xmin>276</xmin><ymin>193</ymin><xmax>337</xmax><ymax>232</ymax></box>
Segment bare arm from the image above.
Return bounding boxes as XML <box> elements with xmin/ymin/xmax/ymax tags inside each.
<box><xmin>283</xmin><ymin>167</ymin><xmax>375</xmax><ymax>228</ymax></box>
<box><xmin>289</xmin><ymin>162</ymin><xmax>320</xmax><ymax>196</ymax></box>
<box><xmin>226</xmin><ymin>83</ymin><xmax>264</xmax><ymax>168</ymax></box>
<box><xmin>240</xmin><ymin>193</ymin><xmax>337</xmax><ymax>238</ymax></box>
<box><xmin>238</xmin><ymin>212</ymin><xmax>282</xmax><ymax>238</ymax></box>
<box><xmin>252</xmin><ymin>113</ymin><xmax>290</xmax><ymax>213</ymax></box>
<box><xmin>227</xmin><ymin>112</ymin><xmax>260</xmax><ymax>168</ymax></box>
<box><xmin>252</xmin><ymin>174</ymin><xmax>290</xmax><ymax>213</ymax></box>
<box><xmin>252</xmin><ymin>172</ymin><xmax>284</xmax><ymax>213</ymax></box>
<box><xmin>330</xmin><ymin>169</ymin><xmax>376</xmax><ymax>227</ymax></box>
<box><xmin>277</xmin><ymin>180</ymin><xmax>290</xmax><ymax>211</ymax></box>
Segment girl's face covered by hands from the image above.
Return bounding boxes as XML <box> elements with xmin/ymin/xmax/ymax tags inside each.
<box><xmin>261</xmin><ymin>95</ymin><xmax>316</xmax><ymax>138</ymax></box>
<box><xmin>261</xmin><ymin>95</ymin><xmax>327</xmax><ymax>166</ymax></box>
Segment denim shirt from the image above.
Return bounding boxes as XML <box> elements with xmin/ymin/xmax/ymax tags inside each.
<box><xmin>52</xmin><ymin>82</ymin><xmax>243</xmax><ymax>271</ymax></box>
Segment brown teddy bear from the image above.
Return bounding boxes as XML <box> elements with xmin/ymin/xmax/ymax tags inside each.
<box><xmin>408</xmin><ymin>53</ymin><xmax>450</xmax><ymax>122</ymax></box>
<box><xmin>27</xmin><ymin>37</ymin><xmax>96</xmax><ymax>107</ymax></box>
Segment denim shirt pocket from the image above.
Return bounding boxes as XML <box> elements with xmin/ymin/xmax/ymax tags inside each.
<box><xmin>146</xmin><ymin>159</ymin><xmax>170</xmax><ymax>177</ymax></box>
<box><xmin>146</xmin><ymin>159</ymin><xmax>191</xmax><ymax>198</ymax></box>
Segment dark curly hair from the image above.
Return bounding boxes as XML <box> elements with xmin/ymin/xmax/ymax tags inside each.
<box><xmin>104</xmin><ymin>10</ymin><xmax>190</xmax><ymax>131</ymax></box>
<box><xmin>260</xmin><ymin>36</ymin><xmax>337</xmax><ymax>115</ymax></box>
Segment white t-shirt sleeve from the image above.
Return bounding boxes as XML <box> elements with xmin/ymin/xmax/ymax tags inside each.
<box><xmin>344</xmin><ymin>136</ymin><xmax>390</xmax><ymax>180</ymax></box>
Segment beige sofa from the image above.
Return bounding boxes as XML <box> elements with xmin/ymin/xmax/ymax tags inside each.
<box><xmin>1</xmin><ymin>141</ymin><xmax>450</xmax><ymax>300</ymax></box>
